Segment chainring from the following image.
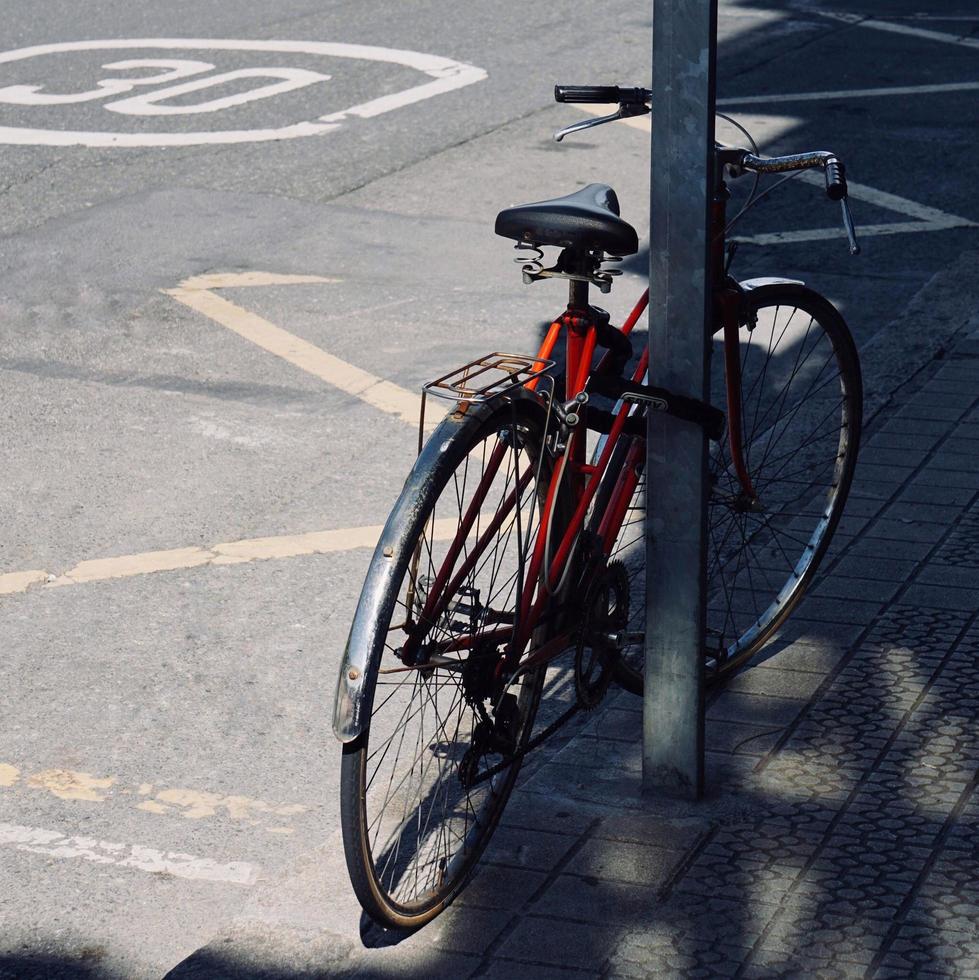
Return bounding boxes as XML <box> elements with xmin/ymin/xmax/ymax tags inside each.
<box><xmin>574</xmin><ymin>560</ymin><xmax>631</xmax><ymax>709</ymax></box>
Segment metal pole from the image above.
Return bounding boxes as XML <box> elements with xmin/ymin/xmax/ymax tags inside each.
<box><xmin>643</xmin><ymin>0</ymin><xmax>717</xmax><ymax>799</ymax></box>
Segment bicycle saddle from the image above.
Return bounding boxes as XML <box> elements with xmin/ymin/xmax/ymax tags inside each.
<box><xmin>495</xmin><ymin>183</ymin><xmax>639</xmax><ymax>256</ymax></box>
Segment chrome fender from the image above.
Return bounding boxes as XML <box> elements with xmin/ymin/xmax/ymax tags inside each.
<box><xmin>333</xmin><ymin>401</ymin><xmax>500</xmax><ymax>744</ymax></box>
<box><xmin>738</xmin><ymin>276</ymin><xmax>804</xmax><ymax>290</ymax></box>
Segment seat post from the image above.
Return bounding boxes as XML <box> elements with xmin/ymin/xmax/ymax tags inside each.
<box><xmin>568</xmin><ymin>278</ymin><xmax>589</xmax><ymax>310</ymax></box>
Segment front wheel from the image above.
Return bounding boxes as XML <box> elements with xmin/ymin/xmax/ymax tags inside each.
<box><xmin>611</xmin><ymin>283</ymin><xmax>862</xmax><ymax>692</ymax></box>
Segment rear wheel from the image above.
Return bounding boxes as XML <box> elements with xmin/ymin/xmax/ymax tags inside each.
<box><xmin>610</xmin><ymin>283</ymin><xmax>861</xmax><ymax>692</ymax></box>
<box><xmin>339</xmin><ymin>397</ymin><xmax>565</xmax><ymax>929</ymax></box>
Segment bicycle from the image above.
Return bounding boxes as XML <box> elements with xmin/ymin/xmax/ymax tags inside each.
<box><xmin>333</xmin><ymin>83</ymin><xmax>863</xmax><ymax>929</ymax></box>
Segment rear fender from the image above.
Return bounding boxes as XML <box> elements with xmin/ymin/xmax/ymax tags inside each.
<box><xmin>332</xmin><ymin>393</ymin><xmax>544</xmax><ymax>743</ymax></box>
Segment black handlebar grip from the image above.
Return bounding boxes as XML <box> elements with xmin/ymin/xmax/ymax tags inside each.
<box><xmin>554</xmin><ymin>85</ymin><xmax>622</xmax><ymax>104</ymax></box>
<box><xmin>824</xmin><ymin>157</ymin><xmax>847</xmax><ymax>201</ymax></box>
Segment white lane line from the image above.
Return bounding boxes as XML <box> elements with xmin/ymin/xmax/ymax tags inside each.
<box><xmin>579</xmin><ymin>109</ymin><xmax>977</xmax><ymax>242</ymax></box>
<box><xmin>0</xmin><ymin>822</ymin><xmax>258</xmax><ymax>885</ymax></box>
<box><xmin>817</xmin><ymin>11</ymin><xmax>979</xmax><ymax>50</ymax></box>
<box><xmin>801</xmin><ymin>171</ymin><xmax>971</xmax><ymax>226</ymax></box>
<box><xmin>735</xmin><ymin>171</ymin><xmax>976</xmax><ymax>245</ymax></box>
<box><xmin>719</xmin><ymin>81</ymin><xmax>979</xmax><ymax>105</ymax></box>
<box><xmin>1</xmin><ymin>517</ymin><xmax>464</xmax><ymax>595</ymax></box>
<box><xmin>735</xmin><ymin>220</ymin><xmax>960</xmax><ymax>246</ymax></box>
<box><xmin>164</xmin><ymin>275</ymin><xmax>424</xmax><ymax>425</ymax></box>
<box><xmin>579</xmin><ymin>104</ymin><xmax>803</xmax><ymax>148</ymax></box>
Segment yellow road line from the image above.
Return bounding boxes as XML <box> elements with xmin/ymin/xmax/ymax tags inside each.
<box><xmin>3</xmin><ymin>762</ymin><xmax>310</xmax><ymax>835</ymax></box>
<box><xmin>2</xmin><ymin>517</ymin><xmax>464</xmax><ymax>595</ymax></box>
<box><xmin>164</xmin><ymin>272</ymin><xmax>424</xmax><ymax>425</ymax></box>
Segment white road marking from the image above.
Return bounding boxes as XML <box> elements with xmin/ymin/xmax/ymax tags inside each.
<box><xmin>718</xmin><ymin>81</ymin><xmax>979</xmax><ymax>105</ymax></box>
<box><xmin>0</xmin><ymin>59</ymin><xmax>216</xmax><ymax>105</ymax></box>
<box><xmin>735</xmin><ymin>170</ymin><xmax>976</xmax><ymax>246</ymax></box>
<box><xmin>1</xmin><ymin>517</ymin><xmax>464</xmax><ymax>595</ymax></box>
<box><xmin>0</xmin><ymin>39</ymin><xmax>486</xmax><ymax>147</ymax></box>
<box><xmin>818</xmin><ymin>11</ymin><xmax>979</xmax><ymax>50</ymax></box>
<box><xmin>580</xmin><ymin>105</ymin><xmax>805</xmax><ymax>151</ymax></box>
<box><xmin>165</xmin><ymin>277</ymin><xmax>424</xmax><ymax>424</ymax></box>
<box><xmin>0</xmin><ymin>822</ymin><xmax>258</xmax><ymax>885</ymax></box>
<box><xmin>104</xmin><ymin>67</ymin><xmax>331</xmax><ymax>117</ymax></box>
<box><xmin>580</xmin><ymin>109</ymin><xmax>977</xmax><ymax>242</ymax></box>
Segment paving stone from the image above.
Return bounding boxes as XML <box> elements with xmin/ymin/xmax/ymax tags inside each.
<box><xmin>428</xmin><ymin>903</ymin><xmax>514</xmax><ymax>956</ymax></box>
<box><xmin>456</xmin><ymin>864</ymin><xmax>549</xmax><ymax>911</ymax></box>
<box><xmin>492</xmin><ymin>915</ymin><xmax>621</xmax><ymax>971</ymax></box>
<box><xmin>481</xmin><ymin>960</ymin><xmax>598</xmax><ymax>979</ymax></box>
<box><xmin>592</xmin><ymin>813</ymin><xmax>705</xmax><ymax>851</ymax></box>
<box><xmin>863</xmin><ymin>518</ymin><xmax>949</xmax><ymax>544</ymax></box>
<box><xmin>566</xmin><ymin>838</ymin><xmax>684</xmax><ymax>887</ymax></box>
<box><xmin>928</xmin><ymin>451</ymin><xmax>979</xmax><ymax>473</ymax></box>
<box><xmin>722</xmin><ymin>666</ymin><xmax>825</xmax><ymax>700</ymax></box>
<box><xmin>833</xmin><ymin>555</ymin><xmax>918</xmax><ymax>581</ymax></box>
<box><xmin>792</xmin><ymin>595</ymin><xmax>883</xmax><ymax>625</ymax></box>
<box><xmin>895</xmin><ymin>403</ymin><xmax>969</xmax><ymax>422</ymax></box>
<box><xmin>554</xmin><ymin>734</ymin><xmax>639</xmax><ymax>774</ymax></box>
<box><xmin>811</xmin><ymin>574</ymin><xmax>901</xmax><ymax>603</ymax></box>
<box><xmin>899</xmin><ymin>583</ymin><xmax>979</xmax><ymax>611</ymax></box>
<box><xmin>484</xmin><ymin>826</ymin><xmax>580</xmax><ymax>872</ymax></box>
<box><xmin>739</xmin><ymin>947</ymin><xmax>858</xmax><ymax>979</ymax></box>
<box><xmin>883</xmin><ymin>500</ymin><xmax>964</xmax><ymax>524</ymax></box>
<box><xmin>845</xmin><ymin>536</ymin><xmax>934</xmax><ymax>560</ymax></box>
<box><xmin>934</xmin><ymin>511</ymin><xmax>979</xmax><ymax>567</ymax></box>
<box><xmin>499</xmin><ymin>791</ymin><xmax>594</xmax><ymax>836</ymax></box>
<box><xmin>914</xmin><ymin>465</ymin><xmax>979</xmax><ymax>489</ymax></box>
<box><xmin>707</xmin><ymin>718</ymin><xmax>785</xmax><ymax>757</ymax></box>
<box><xmin>578</xmin><ymin>707</ymin><xmax>639</xmax><ymax>742</ymax></box>
<box><xmin>859</xmin><ymin>446</ymin><xmax>931</xmax><ymax>468</ymax></box>
<box><xmin>609</xmin><ymin>936</ymin><xmax>746</xmax><ymax>978</ymax></box>
<box><xmin>655</xmin><ymin>893</ymin><xmax>779</xmax><ymax>949</ymax></box>
<box><xmin>706</xmin><ymin>691</ymin><xmax>807</xmax><ymax>726</ymax></box>
<box><xmin>870</xmin><ymin>431</ymin><xmax>944</xmax><ymax>451</ymax></box>
<box><xmin>533</xmin><ymin>875</ymin><xmax>660</xmax><ymax>926</ymax></box>
<box><xmin>752</xmin><ymin>639</ymin><xmax>849</xmax><ymax>675</ymax></box>
<box><xmin>880</xmin><ymin>417</ymin><xmax>950</xmax><ymax>436</ymax></box>
<box><xmin>756</xmin><ymin>898</ymin><xmax>893</xmax><ymax>965</ymax></box>
<box><xmin>898</xmin><ymin>481</ymin><xmax>976</xmax><ymax>506</ymax></box>
<box><xmin>849</xmin><ymin>478</ymin><xmax>899</xmax><ymax>500</ymax></box>
<box><xmin>851</xmin><ymin>462</ymin><xmax>917</xmax><ymax>486</ymax></box>
<box><xmin>879</xmin><ymin>922</ymin><xmax>979</xmax><ymax>978</ymax></box>
<box><xmin>943</xmin><ymin>435</ymin><xmax>979</xmax><ymax>454</ymax></box>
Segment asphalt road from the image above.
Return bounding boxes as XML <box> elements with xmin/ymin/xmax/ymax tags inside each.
<box><xmin>1</xmin><ymin>1</ymin><xmax>978</xmax><ymax>976</ymax></box>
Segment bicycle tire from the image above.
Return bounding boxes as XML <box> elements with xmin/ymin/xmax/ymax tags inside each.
<box><xmin>611</xmin><ymin>282</ymin><xmax>861</xmax><ymax>692</ymax></box>
<box><xmin>339</xmin><ymin>394</ymin><xmax>568</xmax><ymax>929</ymax></box>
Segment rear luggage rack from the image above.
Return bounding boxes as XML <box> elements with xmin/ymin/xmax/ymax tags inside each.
<box><xmin>423</xmin><ymin>352</ymin><xmax>555</xmax><ymax>403</ymax></box>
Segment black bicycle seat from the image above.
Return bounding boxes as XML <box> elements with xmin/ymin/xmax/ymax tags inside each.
<box><xmin>495</xmin><ymin>183</ymin><xmax>639</xmax><ymax>256</ymax></box>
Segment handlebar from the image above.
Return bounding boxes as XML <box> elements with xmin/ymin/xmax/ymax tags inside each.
<box><xmin>737</xmin><ymin>150</ymin><xmax>859</xmax><ymax>253</ymax></box>
<box><xmin>553</xmin><ymin>84</ymin><xmax>860</xmax><ymax>255</ymax></box>
<box><xmin>554</xmin><ymin>85</ymin><xmax>651</xmax><ymax>106</ymax></box>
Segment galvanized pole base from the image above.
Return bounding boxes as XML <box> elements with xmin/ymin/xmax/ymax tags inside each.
<box><xmin>642</xmin><ymin>0</ymin><xmax>717</xmax><ymax>799</ymax></box>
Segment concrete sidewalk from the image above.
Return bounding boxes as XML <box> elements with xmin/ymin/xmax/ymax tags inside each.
<box><xmin>170</xmin><ymin>292</ymin><xmax>979</xmax><ymax>979</ymax></box>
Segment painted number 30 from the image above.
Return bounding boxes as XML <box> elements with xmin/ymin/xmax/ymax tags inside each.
<box><xmin>0</xmin><ymin>40</ymin><xmax>486</xmax><ymax>147</ymax></box>
<box><xmin>0</xmin><ymin>60</ymin><xmax>330</xmax><ymax>116</ymax></box>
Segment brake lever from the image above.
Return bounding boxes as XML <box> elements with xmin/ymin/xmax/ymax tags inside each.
<box><xmin>840</xmin><ymin>198</ymin><xmax>860</xmax><ymax>255</ymax></box>
<box><xmin>553</xmin><ymin>103</ymin><xmax>649</xmax><ymax>143</ymax></box>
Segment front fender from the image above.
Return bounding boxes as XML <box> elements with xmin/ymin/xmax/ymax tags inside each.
<box><xmin>738</xmin><ymin>276</ymin><xmax>804</xmax><ymax>290</ymax></box>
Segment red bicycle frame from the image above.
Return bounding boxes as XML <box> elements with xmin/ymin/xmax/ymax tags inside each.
<box><xmin>408</xmin><ymin>173</ymin><xmax>753</xmax><ymax>678</ymax></box>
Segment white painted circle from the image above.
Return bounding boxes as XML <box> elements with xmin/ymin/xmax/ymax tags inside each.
<box><xmin>0</xmin><ymin>39</ymin><xmax>487</xmax><ymax>147</ymax></box>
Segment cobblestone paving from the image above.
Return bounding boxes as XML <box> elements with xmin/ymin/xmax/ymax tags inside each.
<box><xmin>359</xmin><ymin>328</ymin><xmax>979</xmax><ymax>978</ymax></box>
